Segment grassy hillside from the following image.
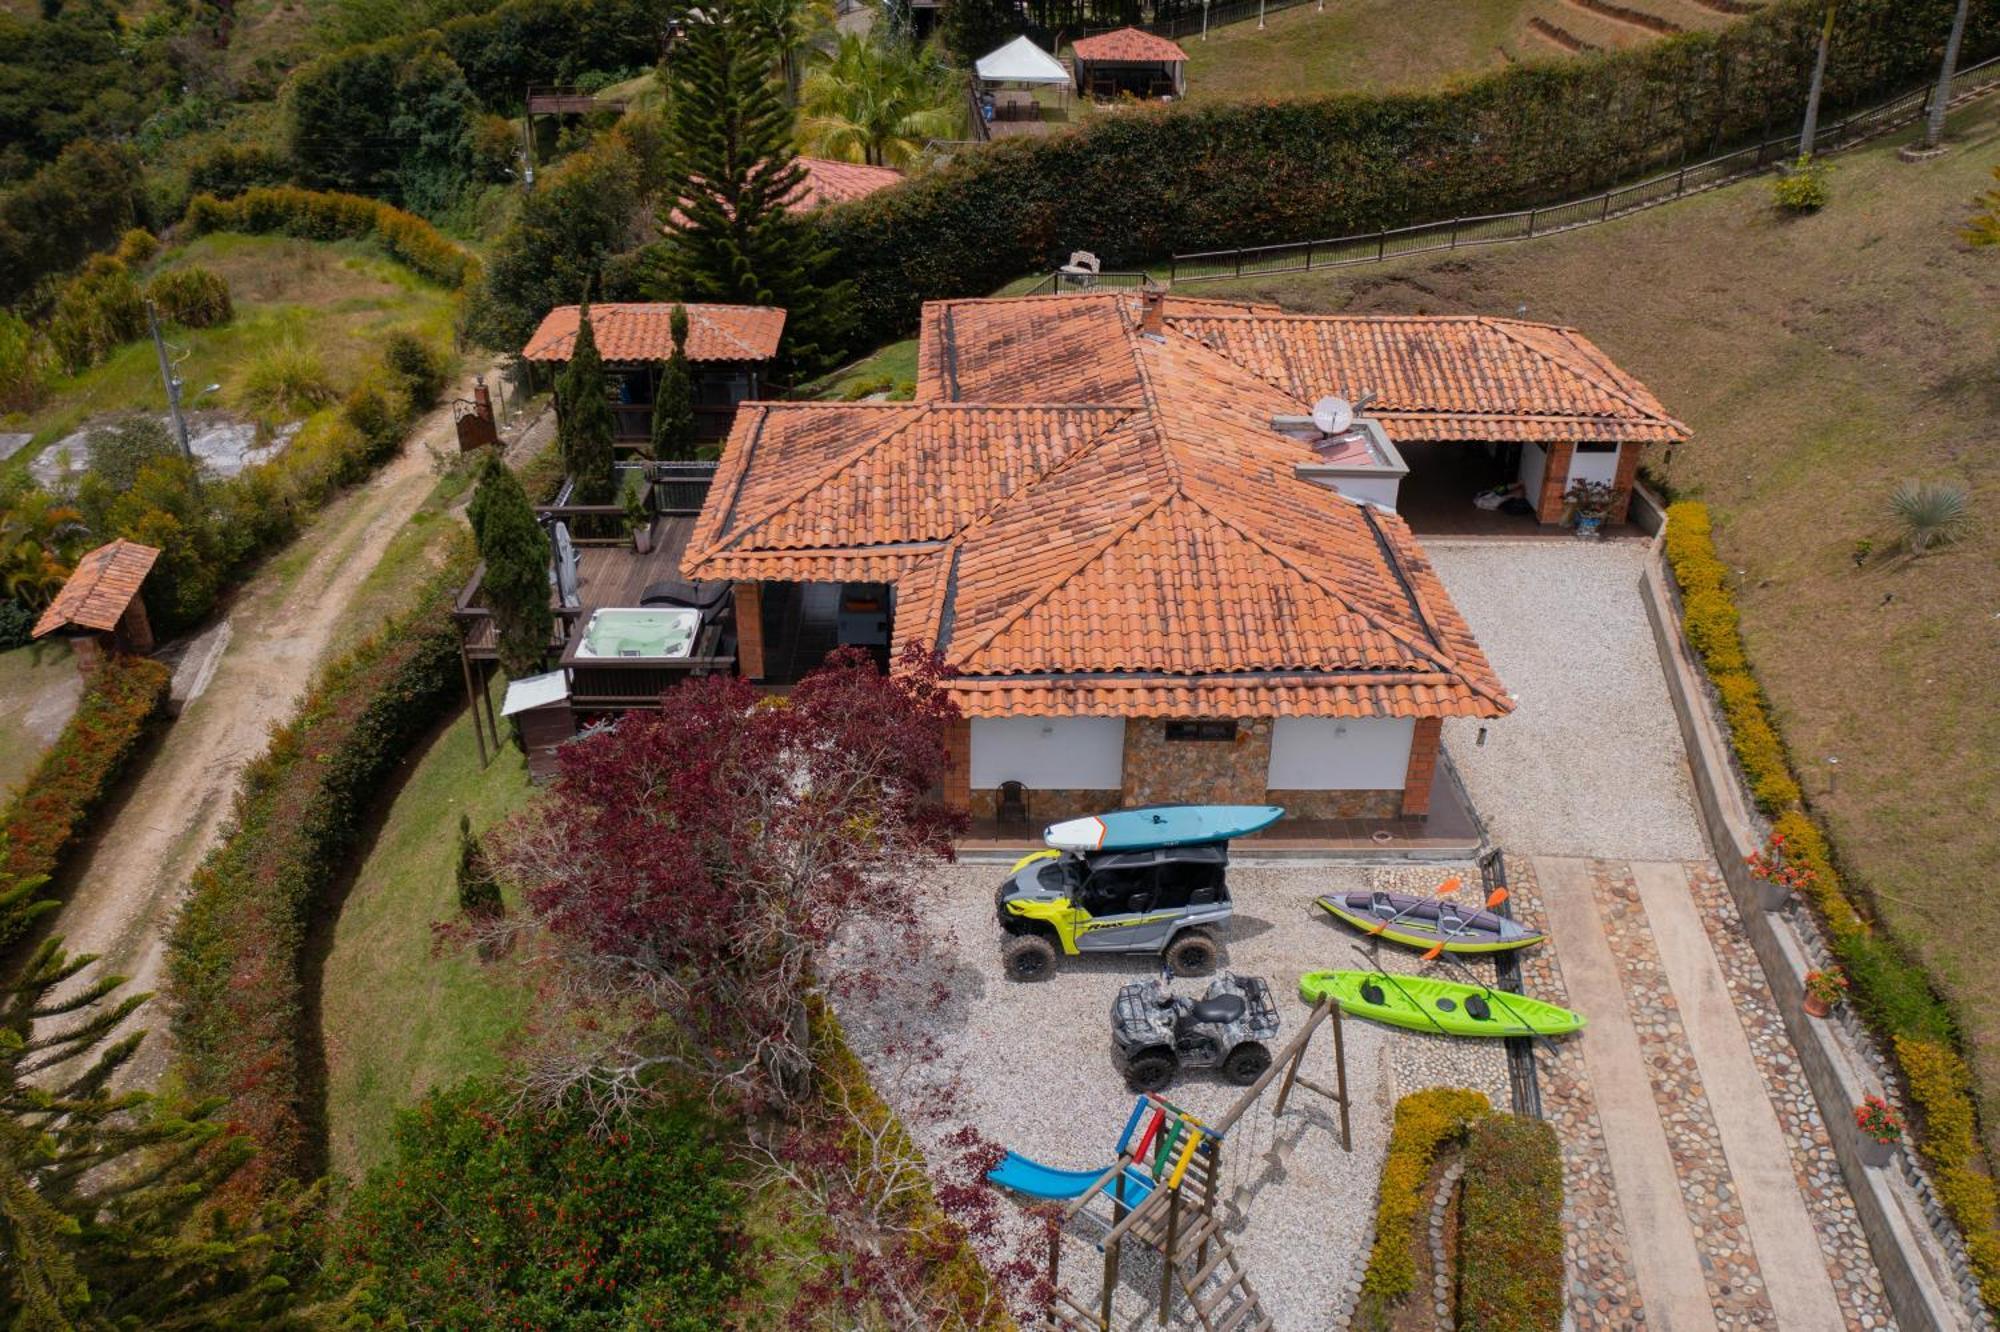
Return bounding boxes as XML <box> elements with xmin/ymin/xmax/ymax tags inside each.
<box><xmin>1196</xmin><ymin>100</ymin><xmax>2000</xmax><ymax>1150</ymax></box>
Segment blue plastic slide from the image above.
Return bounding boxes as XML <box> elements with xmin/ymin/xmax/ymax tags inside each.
<box><xmin>987</xmin><ymin>1151</ymin><xmax>1154</xmax><ymax>1205</ymax></box>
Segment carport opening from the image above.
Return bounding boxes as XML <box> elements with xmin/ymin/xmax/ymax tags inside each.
<box><xmin>1392</xmin><ymin>442</ymin><xmax>1544</xmax><ymax>535</ymax></box>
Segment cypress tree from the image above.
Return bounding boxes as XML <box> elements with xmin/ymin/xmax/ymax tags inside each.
<box><xmin>471</xmin><ymin>454</ymin><xmax>554</xmax><ymax>680</ymax></box>
<box><xmin>455</xmin><ymin>812</ymin><xmax>502</xmax><ymax>917</ymax></box>
<box><xmin>650</xmin><ymin>303</ymin><xmax>698</xmax><ymax>460</ymax></box>
<box><xmin>557</xmin><ymin>302</ymin><xmax>617</xmax><ymax>503</ymax></box>
<box><xmin>646</xmin><ymin>3</ymin><xmax>852</xmax><ymax>378</ymax></box>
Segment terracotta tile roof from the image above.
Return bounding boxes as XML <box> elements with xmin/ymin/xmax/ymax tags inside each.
<box><xmin>686</xmin><ymin>295</ymin><xmax>1512</xmax><ymax>721</ymax></box>
<box><xmin>1072</xmin><ymin>27</ymin><xmax>1190</xmax><ymax>62</ymax></box>
<box><xmin>1168</xmin><ymin>312</ymin><xmax>1690</xmax><ymax>443</ymax></box>
<box><xmin>794</xmin><ymin>156</ymin><xmax>904</xmax><ymax>208</ymax></box>
<box><xmin>33</xmin><ymin>539</ymin><xmax>159</xmax><ymax>638</ymax></box>
<box><xmin>521</xmin><ymin>303</ymin><xmax>786</xmax><ymax>365</ymax></box>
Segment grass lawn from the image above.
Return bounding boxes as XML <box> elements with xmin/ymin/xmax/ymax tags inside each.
<box><xmin>809</xmin><ymin>338</ymin><xmax>920</xmax><ymax>400</ymax></box>
<box><xmin>320</xmin><ymin>698</ymin><xmax>535</xmax><ymax>1178</ymax></box>
<box><xmin>2</xmin><ymin>233</ymin><xmax>458</xmax><ymax>479</ymax></box>
<box><xmin>1194</xmin><ymin>101</ymin><xmax>2000</xmax><ymax>1152</ymax></box>
<box><xmin>1181</xmin><ymin>0</ymin><xmax>1536</xmax><ymax>102</ymax></box>
<box><xmin>0</xmin><ymin>639</ymin><xmax>78</xmax><ymax>798</ymax></box>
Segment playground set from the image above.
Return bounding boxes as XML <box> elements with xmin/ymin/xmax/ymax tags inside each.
<box><xmin>992</xmin><ymin>995</ymin><xmax>1353</xmax><ymax>1330</ymax></box>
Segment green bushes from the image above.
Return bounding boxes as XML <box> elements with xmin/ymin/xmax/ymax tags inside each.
<box><xmin>167</xmin><ymin>549</ymin><xmax>473</xmax><ymax>1195</ymax></box>
<box><xmin>1664</xmin><ymin>501</ymin><xmax>2000</xmax><ymax>1311</ymax></box>
<box><xmin>0</xmin><ymin>310</ymin><xmax>44</xmax><ymax>413</ymax></box>
<box><xmin>810</xmin><ymin>0</ymin><xmax>1997</xmax><ymax>349</ymax></box>
<box><xmin>1458</xmin><ymin>1116</ymin><xmax>1565</xmax><ymax>1332</ymax></box>
<box><xmin>234</xmin><ymin>341</ymin><xmax>337</xmax><ymax>420</ymax></box>
<box><xmin>47</xmin><ymin>255</ymin><xmax>147</xmax><ymax>375</ymax></box>
<box><xmin>184</xmin><ymin>186</ymin><xmax>479</xmax><ymax>290</ymax></box>
<box><xmin>0</xmin><ymin>655</ymin><xmax>171</xmax><ymax>948</ymax></box>
<box><xmin>1772</xmin><ymin>154</ymin><xmax>1832</xmax><ymax>212</ymax></box>
<box><xmin>1359</xmin><ymin>1087</ymin><xmax>1490</xmax><ymax>1328</ymax></box>
<box><xmin>0</xmin><ymin>140</ymin><xmax>145</xmax><ymax>306</ymax></box>
<box><xmin>330</xmin><ymin>1078</ymin><xmax>744</xmax><ymax>1326</ymax></box>
<box><xmin>145</xmin><ymin>265</ymin><xmax>234</xmax><ymax>328</ymax></box>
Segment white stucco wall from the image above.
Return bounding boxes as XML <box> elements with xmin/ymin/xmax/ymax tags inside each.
<box><xmin>970</xmin><ymin>716</ymin><xmax>1126</xmax><ymax>790</ymax></box>
<box><xmin>1517</xmin><ymin>440</ymin><xmax>1550</xmax><ymax>500</ymax></box>
<box><xmin>1300</xmin><ymin>471</ymin><xmax>1404</xmax><ymax>511</ymax></box>
<box><xmin>1266</xmin><ymin>716</ymin><xmax>1415</xmax><ymax>789</ymax></box>
<box><xmin>1565</xmin><ymin>444</ymin><xmax>1622</xmax><ymax>488</ymax></box>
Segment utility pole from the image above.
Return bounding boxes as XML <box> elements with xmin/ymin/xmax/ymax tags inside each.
<box><xmin>146</xmin><ymin>300</ymin><xmax>195</xmax><ymax>464</ymax></box>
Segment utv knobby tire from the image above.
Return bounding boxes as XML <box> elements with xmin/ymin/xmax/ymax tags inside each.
<box><xmin>1001</xmin><ymin>932</ymin><xmax>1058</xmax><ymax>981</ymax></box>
<box><xmin>1124</xmin><ymin>1050</ymin><xmax>1178</xmax><ymax>1093</ymax></box>
<box><xmin>1223</xmin><ymin>1042</ymin><xmax>1272</xmax><ymax>1087</ymax></box>
<box><xmin>1164</xmin><ymin>929</ymin><xmax>1218</xmax><ymax>978</ymax></box>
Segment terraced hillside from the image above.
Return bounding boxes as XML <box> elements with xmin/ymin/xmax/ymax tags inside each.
<box><xmin>1521</xmin><ymin>0</ymin><xmax>1748</xmax><ymax>56</ymax></box>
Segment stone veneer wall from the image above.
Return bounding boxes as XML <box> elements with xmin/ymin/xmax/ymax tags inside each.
<box><xmin>1120</xmin><ymin>717</ymin><xmax>1271</xmax><ymax>807</ymax></box>
<box><xmin>967</xmin><ymin>788</ymin><xmax>1124</xmax><ymax>824</ymax></box>
<box><xmin>1265</xmin><ymin>789</ymin><xmax>1404</xmax><ymax>819</ymax></box>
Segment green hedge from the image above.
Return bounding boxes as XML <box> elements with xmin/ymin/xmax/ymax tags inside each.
<box><xmin>1358</xmin><ymin>1087</ymin><xmax>1491</xmax><ymax>1329</ymax></box>
<box><xmin>0</xmin><ymin>654</ymin><xmax>171</xmax><ymax>948</ymax></box>
<box><xmin>184</xmin><ymin>186</ymin><xmax>479</xmax><ymax>290</ymax></box>
<box><xmin>1663</xmin><ymin>501</ymin><xmax>1999</xmax><ymax>1312</ymax></box>
<box><xmin>166</xmin><ymin>547</ymin><xmax>473</xmax><ymax>1197</ymax></box>
<box><xmin>1458</xmin><ymin>1116</ymin><xmax>1565</xmax><ymax>1332</ymax></box>
<box><xmin>812</xmin><ymin>0</ymin><xmax>1997</xmax><ymax>349</ymax></box>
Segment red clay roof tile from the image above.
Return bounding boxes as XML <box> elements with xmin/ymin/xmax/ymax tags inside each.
<box><xmin>33</xmin><ymin>539</ymin><xmax>159</xmax><ymax>638</ymax></box>
<box><xmin>521</xmin><ymin>303</ymin><xmax>786</xmax><ymax>365</ymax></box>
<box><xmin>1071</xmin><ymin>27</ymin><xmax>1190</xmax><ymax>62</ymax></box>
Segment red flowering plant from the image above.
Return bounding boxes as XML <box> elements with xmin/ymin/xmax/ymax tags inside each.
<box><xmin>1805</xmin><ymin>967</ymin><xmax>1849</xmax><ymax>1008</ymax></box>
<box><xmin>1745</xmin><ymin>831</ymin><xmax>1816</xmax><ymax>904</ymax></box>
<box><xmin>1854</xmin><ymin>1095</ymin><xmax>1904</xmax><ymax>1145</ymax></box>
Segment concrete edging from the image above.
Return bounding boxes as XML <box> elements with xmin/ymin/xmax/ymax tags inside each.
<box><xmin>1637</xmin><ymin>538</ymin><xmax>1981</xmax><ymax>1332</ymax></box>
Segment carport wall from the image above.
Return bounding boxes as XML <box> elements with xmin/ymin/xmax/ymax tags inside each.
<box><xmin>1520</xmin><ymin>440</ymin><xmax>1647</xmax><ymax>524</ymax></box>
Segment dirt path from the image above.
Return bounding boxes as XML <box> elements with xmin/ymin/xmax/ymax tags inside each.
<box><xmin>47</xmin><ymin>363</ymin><xmax>501</xmax><ymax>1089</ymax></box>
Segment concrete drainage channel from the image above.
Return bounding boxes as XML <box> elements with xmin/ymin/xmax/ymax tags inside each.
<box><xmin>1485</xmin><ymin>849</ymin><xmax>1546</xmax><ymax>1123</ymax></box>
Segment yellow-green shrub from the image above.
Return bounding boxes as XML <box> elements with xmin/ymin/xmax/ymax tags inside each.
<box><xmin>114</xmin><ymin>227</ymin><xmax>159</xmax><ymax>266</ymax></box>
<box><xmin>145</xmin><ymin>265</ymin><xmax>233</xmax><ymax>328</ymax></box>
<box><xmin>1681</xmin><ymin>587</ymin><xmax>1741</xmax><ymax>663</ymax></box>
<box><xmin>1898</xmin><ymin>1036</ymin><xmax>2000</xmax><ymax>1305</ymax></box>
<box><xmin>1359</xmin><ymin>1088</ymin><xmax>1490</xmax><ymax>1329</ymax></box>
<box><xmin>184</xmin><ymin>186</ymin><xmax>479</xmax><ymax>290</ymax></box>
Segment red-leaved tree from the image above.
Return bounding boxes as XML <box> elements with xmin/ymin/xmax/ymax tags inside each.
<box><xmin>489</xmin><ymin>645</ymin><xmax>964</xmax><ymax>1120</ymax></box>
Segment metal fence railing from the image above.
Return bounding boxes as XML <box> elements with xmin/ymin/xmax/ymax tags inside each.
<box><xmin>1164</xmin><ymin>52</ymin><xmax>2000</xmax><ymax>285</ymax></box>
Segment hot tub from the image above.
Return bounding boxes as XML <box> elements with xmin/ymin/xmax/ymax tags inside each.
<box><xmin>573</xmin><ymin>607</ymin><xmax>701</xmax><ymax>660</ymax></box>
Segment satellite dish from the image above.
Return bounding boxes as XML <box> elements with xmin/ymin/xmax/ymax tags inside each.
<box><xmin>1312</xmin><ymin>395</ymin><xmax>1354</xmax><ymax>435</ymax></box>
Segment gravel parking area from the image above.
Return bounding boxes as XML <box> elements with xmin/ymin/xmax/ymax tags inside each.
<box><xmin>1425</xmin><ymin>540</ymin><xmax>1707</xmax><ymax>861</ymax></box>
<box><xmin>831</xmin><ymin>861</ymin><xmax>1510</xmax><ymax>1330</ymax></box>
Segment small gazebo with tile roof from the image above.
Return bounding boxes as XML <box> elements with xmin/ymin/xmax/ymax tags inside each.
<box><xmin>1072</xmin><ymin>27</ymin><xmax>1189</xmax><ymax>100</ymax></box>
<box><xmin>32</xmin><ymin>538</ymin><xmax>161</xmax><ymax>671</ymax></box>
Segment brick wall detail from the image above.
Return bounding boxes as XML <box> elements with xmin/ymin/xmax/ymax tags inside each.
<box><xmin>943</xmin><ymin>716</ymin><xmax>972</xmax><ymax>814</ymax></box>
<box><xmin>733</xmin><ymin>582</ymin><xmax>765</xmax><ymax>679</ymax></box>
<box><xmin>1536</xmin><ymin>441</ymin><xmax>1577</xmax><ymax>523</ymax></box>
<box><xmin>1401</xmin><ymin>716</ymin><xmax>1443</xmax><ymax>816</ymax></box>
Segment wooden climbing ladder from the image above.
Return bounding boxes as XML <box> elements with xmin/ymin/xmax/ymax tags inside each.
<box><xmin>1039</xmin><ymin>997</ymin><xmax>1349</xmax><ymax>1329</ymax></box>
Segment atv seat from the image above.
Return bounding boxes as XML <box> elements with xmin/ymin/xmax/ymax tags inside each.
<box><xmin>1188</xmin><ymin>994</ymin><xmax>1246</xmax><ymax>1025</ymax></box>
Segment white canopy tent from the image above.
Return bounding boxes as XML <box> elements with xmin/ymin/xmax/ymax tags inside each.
<box><xmin>974</xmin><ymin>36</ymin><xmax>1071</xmax><ymax>86</ymax></box>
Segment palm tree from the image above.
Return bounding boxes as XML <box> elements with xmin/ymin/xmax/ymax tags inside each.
<box><xmin>1920</xmin><ymin>0</ymin><xmax>1971</xmax><ymax>151</ymax></box>
<box><xmin>1798</xmin><ymin>1</ymin><xmax>1836</xmax><ymax>157</ymax></box>
<box><xmin>741</xmin><ymin>0</ymin><xmax>835</xmax><ymax>101</ymax></box>
<box><xmin>0</xmin><ymin>491</ymin><xmax>87</xmax><ymax>610</ymax></box>
<box><xmin>799</xmin><ymin>33</ymin><xmax>963</xmax><ymax>168</ymax></box>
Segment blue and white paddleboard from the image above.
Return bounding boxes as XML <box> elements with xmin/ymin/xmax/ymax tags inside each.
<box><xmin>1042</xmin><ymin>804</ymin><xmax>1286</xmax><ymax>853</ymax></box>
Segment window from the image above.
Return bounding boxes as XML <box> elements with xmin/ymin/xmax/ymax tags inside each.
<box><xmin>1165</xmin><ymin>720</ymin><xmax>1237</xmax><ymax>742</ymax></box>
<box><xmin>1576</xmin><ymin>442</ymin><xmax>1617</xmax><ymax>454</ymax></box>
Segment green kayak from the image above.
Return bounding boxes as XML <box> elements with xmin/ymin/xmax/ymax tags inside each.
<box><xmin>1299</xmin><ymin>969</ymin><xmax>1585</xmax><ymax>1039</ymax></box>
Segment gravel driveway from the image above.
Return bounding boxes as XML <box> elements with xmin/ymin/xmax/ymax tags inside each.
<box><xmin>1426</xmin><ymin>540</ymin><xmax>1707</xmax><ymax>861</ymax></box>
<box><xmin>832</xmin><ymin>862</ymin><xmax>1509</xmax><ymax>1331</ymax></box>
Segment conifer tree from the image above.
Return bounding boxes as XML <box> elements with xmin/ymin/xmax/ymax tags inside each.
<box><xmin>0</xmin><ymin>931</ymin><xmax>331</xmax><ymax>1329</ymax></box>
<box><xmin>471</xmin><ymin>454</ymin><xmax>554</xmax><ymax>681</ymax></box>
<box><xmin>650</xmin><ymin>303</ymin><xmax>698</xmax><ymax>460</ymax></box>
<box><xmin>556</xmin><ymin>303</ymin><xmax>617</xmax><ymax>503</ymax></box>
<box><xmin>647</xmin><ymin>3</ymin><xmax>852</xmax><ymax>378</ymax></box>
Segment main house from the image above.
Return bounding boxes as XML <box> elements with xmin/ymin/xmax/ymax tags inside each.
<box><xmin>680</xmin><ymin>288</ymin><xmax>1688</xmax><ymax>827</ymax></box>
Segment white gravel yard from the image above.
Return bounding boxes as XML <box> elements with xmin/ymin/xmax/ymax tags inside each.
<box><xmin>1425</xmin><ymin>540</ymin><xmax>1708</xmax><ymax>860</ymax></box>
<box><xmin>830</xmin><ymin>860</ymin><xmax>1513</xmax><ymax>1331</ymax></box>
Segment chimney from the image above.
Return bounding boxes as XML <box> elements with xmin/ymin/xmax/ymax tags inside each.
<box><xmin>1139</xmin><ymin>282</ymin><xmax>1166</xmax><ymax>341</ymax></box>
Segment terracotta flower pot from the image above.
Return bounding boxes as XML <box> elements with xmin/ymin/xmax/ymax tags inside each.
<box><xmin>1804</xmin><ymin>992</ymin><xmax>1832</xmax><ymax>1019</ymax></box>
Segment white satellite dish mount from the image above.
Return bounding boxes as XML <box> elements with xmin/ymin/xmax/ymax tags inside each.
<box><xmin>1311</xmin><ymin>395</ymin><xmax>1353</xmax><ymax>435</ymax></box>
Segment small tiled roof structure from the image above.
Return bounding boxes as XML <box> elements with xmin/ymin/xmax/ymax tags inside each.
<box><xmin>33</xmin><ymin>539</ymin><xmax>159</xmax><ymax>639</ymax></box>
<box><xmin>521</xmin><ymin>303</ymin><xmax>786</xmax><ymax>365</ymax></box>
<box><xmin>793</xmin><ymin>157</ymin><xmax>904</xmax><ymax>209</ymax></box>
<box><xmin>686</xmin><ymin>292</ymin><xmax>1514</xmax><ymax>721</ymax></box>
<box><xmin>1071</xmin><ymin>27</ymin><xmax>1190</xmax><ymax>62</ymax></box>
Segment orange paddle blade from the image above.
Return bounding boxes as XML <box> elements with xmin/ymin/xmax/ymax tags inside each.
<box><xmin>1421</xmin><ymin>942</ymin><xmax>1445</xmax><ymax>961</ymax></box>
<box><xmin>1435</xmin><ymin>875</ymin><xmax>1464</xmax><ymax>896</ymax></box>
<box><xmin>1485</xmin><ymin>887</ymin><xmax>1510</xmax><ymax>910</ymax></box>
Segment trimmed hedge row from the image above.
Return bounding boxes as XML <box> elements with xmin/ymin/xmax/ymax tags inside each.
<box><xmin>1458</xmin><ymin>1116</ymin><xmax>1565</xmax><ymax>1332</ymax></box>
<box><xmin>183</xmin><ymin>187</ymin><xmax>479</xmax><ymax>291</ymax></box>
<box><xmin>0</xmin><ymin>654</ymin><xmax>172</xmax><ymax>948</ymax></box>
<box><xmin>1663</xmin><ymin>501</ymin><xmax>2000</xmax><ymax>1311</ymax></box>
<box><xmin>812</xmin><ymin>0</ymin><xmax>1997</xmax><ymax>349</ymax></box>
<box><xmin>166</xmin><ymin>546</ymin><xmax>473</xmax><ymax>1197</ymax></box>
<box><xmin>1358</xmin><ymin>1087</ymin><xmax>1491</xmax><ymax>1328</ymax></box>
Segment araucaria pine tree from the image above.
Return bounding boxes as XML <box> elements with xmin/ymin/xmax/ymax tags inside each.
<box><xmin>557</xmin><ymin>302</ymin><xmax>617</xmax><ymax>503</ymax></box>
<box><xmin>0</xmin><ymin>932</ymin><xmax>330</xmax><ymax>1329</ymax></box>
<box><xmin>471</xmin><ymin>454</ymin><xmax>554</xmax><ymax>680</ymax></box>
<box><xmin>648</xmin><ymin>2</ymin><xmax>852</xmax><ymax>378</ymax></box>
<box><xmin>650</xmin><ymin>303</ymin><xmax>698</xmax><ymax>460</ymax></box>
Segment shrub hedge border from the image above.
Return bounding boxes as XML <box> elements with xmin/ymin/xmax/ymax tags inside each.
<box><xmin>183</xmin><ymin>186</ymin><xmax>479</xmax><ymax>291</ymax></box>
<box><xmin>0</xmin><ymin>654</ymin><xmax>172</xmax><ymax>948</ymax></box>
<box><xmin>165</xmin><ymin>543</ymin><xmax>474</xmax><ymax>1197</ymax></box>
<box><xmin>1662</xmin><ymin>500</ymin><xmax>2000</xmax><ymax>1311</ymax></box>
<box><xmin>1358</xmin><ymin>1087</ymin><xmax>1491</xmax><ymax>1328</ymax></box>
<box><xmin>1457</xmin><ymin>1115</ymin><xmax>1566</xmax><ymax>1332</ymax></box>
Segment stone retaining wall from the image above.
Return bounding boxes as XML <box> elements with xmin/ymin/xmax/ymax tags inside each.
<box><xmin>1638</xmin><ymin>537</ymin><xmax>1984</xmax><ymax>1332</ymax></box>
<box><xmin>966</xmin><ymin>787</ymin><xmax>1121</xmax><ymax>824</ymax></box>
